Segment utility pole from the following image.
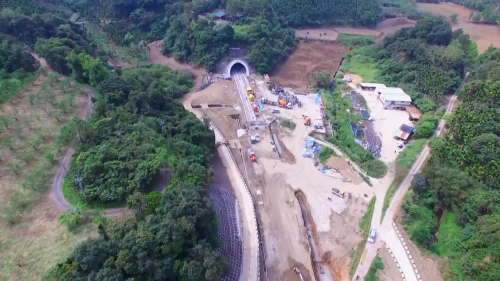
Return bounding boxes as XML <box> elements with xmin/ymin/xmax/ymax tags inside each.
<box><xmin>75</xmin><ymin>173</ymin><xmax>86</xmax><ymax>199</ymax></box>
<box><xmin>54</xmin><ymin>149</ymin><xmax>67</xmax><ymax>174</ymax></box>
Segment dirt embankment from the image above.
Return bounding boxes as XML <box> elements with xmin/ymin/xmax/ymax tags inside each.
<box><xmin>147</xmin><ymin>40</ymin><xmax>207</xmax><ymax>88</ymax></box>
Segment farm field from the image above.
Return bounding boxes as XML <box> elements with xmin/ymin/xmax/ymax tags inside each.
<box><xmin>0</xmin><ymin>73</ymin><xmax>94</xmax><ymax>281</ymax></box>
<box><xmin>271</xmin><ymin>41</ymin><xmax>349</xmax><ymax>90</ymax></box>
<box><xmin>415</xmin><ymin>3</ymin><xmax>500</xmax><ymax>53</ymax></box>
<box><xmin>294</xmin><ymin>18</ymin><xmax>417</xmax><ymax>43</ymax></box>
<box><xmin>416</xmin><ymin>2</ymin><xmax>472</xmax><ymax>20</ymax></box>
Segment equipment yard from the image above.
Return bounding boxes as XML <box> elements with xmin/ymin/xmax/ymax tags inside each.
<box><xmin>271</xmin><ymin>41</ymin><xmax>349</xmax><ymax>90</ymax></box>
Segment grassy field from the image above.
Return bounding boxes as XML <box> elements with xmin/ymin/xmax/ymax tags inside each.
<box><xmin>381</xmin><ymin>139</ymin><xmax>427</xmax><ymax>221</ymax></box>
<box><xmin>0</xmin><ymin>72</ymin><xmax>95</xmax><ymax>280</ymax></box>
<box><xmin>350</xmin><ymin>197</ymin><xmax>376</xmax><ymax>278</ymax></box>
<box><xmin>338</xmin><ymin>34</ymin><xmax>379</xmax><ymax>82</ymax></box>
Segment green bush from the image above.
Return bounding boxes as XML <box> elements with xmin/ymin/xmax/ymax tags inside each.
<box><xmin>318</xmin><ymin>147</ymin><xmax>336</xmax><ymax>163</ymax></box>
<box><xmin>322</xmin><ymin>90</ymin><xmax>387</xmax><ymax>178</ymax></box>
<box><xmin>414</xmin><ymin>121</ymin><xmax>436</xmax><ymax>139</ymax></box>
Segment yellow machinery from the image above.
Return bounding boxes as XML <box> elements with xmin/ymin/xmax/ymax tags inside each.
<box><xmin>247</xmin><ymin>86</ymin><xmax>252</xmax><ymax>95</ymax></box>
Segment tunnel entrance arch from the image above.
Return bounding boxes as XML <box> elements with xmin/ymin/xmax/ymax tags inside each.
<box><xmin>227</xmin><ymin>60</ymin><xmax>250</xmax><ymax>77</ymax></box>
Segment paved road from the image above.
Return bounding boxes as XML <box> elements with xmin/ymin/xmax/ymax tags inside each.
<box><xmin>353</xmin><ymin>94</ymin><xmax>457</xmax><ymax>280</ymax></box>
<box><xmin>233</xmin><ymin>71</ymin><xmax>256</xmax><ymax>122</ymax></box>
<box><xmin>31</xmin><ymin>53</ymin><xmax>134</xmax><ymax>216</ymax></box>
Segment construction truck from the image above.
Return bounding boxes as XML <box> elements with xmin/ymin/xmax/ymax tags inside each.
<box><xmin>304</xmin><ymin>116</ymin><xmax>311</xmax><ymax>126</ymax></box>
<box><xmin>248</xmin><ymin>94</ymin><xmax>255</xmax><ymax>101</ymax></box>
<box><xmin>248</xmin><ymin>148</ymin><xmax>256</xmax><ymax>162</ymax></box>
<box><xmin>247</xmin><ymin>86</ymin><xmax>252</xmax><ymax>95</ymax></box>
<box><xmin>332</xmin><ymin>188</ymin><xmax>345</xmax><ymax>198</ymax></box>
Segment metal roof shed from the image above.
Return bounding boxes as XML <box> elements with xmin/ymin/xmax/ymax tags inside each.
<box><xmin>360</xmin><ymin>83</ymin><xmax>386</xmax><ymax>88</ymax></box>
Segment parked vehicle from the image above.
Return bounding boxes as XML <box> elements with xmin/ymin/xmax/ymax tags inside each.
<box><xmin>332</xmin><ymin>188</ymin><xmax>344</xmax><ymax>198</ymax></box>
<box><xmin>367</xmin><ymin>228</ymin><xmax>377</xmax><ymax>243</ymax></box>
<box><xmin>272</xmin><ymin>109</ymin><xmax>280</xmax><ymax>114</ymax></box>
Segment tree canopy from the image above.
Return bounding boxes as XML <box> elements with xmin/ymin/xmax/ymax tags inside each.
<box><xmin>402</xmin><ymin>45</ymin><xmax>500</xmax><ymax>280</ymax></box>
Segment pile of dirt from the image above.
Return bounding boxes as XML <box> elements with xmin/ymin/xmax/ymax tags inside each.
<box><xmin>325</xmin><ymin>155</ymin><xmax>364</xmax><ymax>185</ymax></box>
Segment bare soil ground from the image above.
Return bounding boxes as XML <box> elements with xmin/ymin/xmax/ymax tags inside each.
<box><xmin>416</xmin><ymin>2</ymin><xmax>472</xmax><ymax>20</ymax></box>
<box><xmin>294</xmin><ymin>18</ymin><xmax>416</xmax><ymax>42</ymax></box>
<box><xmin>191</xmin><ymin>80</ymin><xmax>238</xmax><ymax>106</ymax></box>
<box><xmin>415</xmin><ymin>3</ymin><xmax>500</xmax><ymax>53</ymax></box>
<box><xmin>453</xmin><ymin>21</ymin><xmax>500</xmax><ymax>53</ymax></box>
<box><xmin>378</xmin><ymin>247</ymin><xmax>404</xmax><ymax>281</ymax></box>
<box><xmin>325</xmin><ymin>155</ymin><xmax>364</xmax><ymax>185</ymax></box>
<box><xmin>0</xmin><ymin>74</ymin><xmax>92</xmax><ymax>280</ymax></box>
<box><xmin>294</xmin><ymin>29</ymin><xmax>339</xmax><ymax>41</ymax></box>
<box><xmin>148</xmin><ymin>40</ymin><xmax>207</xmax><ymax>88</ymax></box>
<box><xmin>318</xmin><ymin>194</ymin><xmax>369</xmax><ymax>280</ymax></box>
<box><xmin>272</xmin><ymin>41</ymin><xmax>349</xmax><ymax>90</ymax></box>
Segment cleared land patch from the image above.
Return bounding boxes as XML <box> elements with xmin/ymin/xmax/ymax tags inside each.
<box><xmin>415</xmin><ymin>3</ymin><xmax>500</xmax><ymax>53</ymax></box>
<box><xmin>294</xmin><ymin>28</ymin><xmax>339</xmax><ymax>41</ymax></box>
<box><xmin>0</xmin><ymin>73</ymin><xmax>91</xmax><ymax>280</ymax></box>
<box><xmin>272</xmin><ymin>41</ymin><xmax>349</xmax><ymax>90</ymax></box>
<box><xmin>416</xmin><ymin>2</ymin><xmax>471</xmax><ymax>20</ymax></box>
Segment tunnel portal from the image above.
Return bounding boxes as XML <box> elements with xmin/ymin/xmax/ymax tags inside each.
<box><xmin>227</xmin><ymin>60</ymin><xmax>250</xmax><ymax>77</ymax></box>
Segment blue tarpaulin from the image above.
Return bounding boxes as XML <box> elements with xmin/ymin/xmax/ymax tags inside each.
<box><xmin>315</xmin><ymin>146</ymin><xmax>321</xmax><ymax>154</ymax></box>
<box><xmin>302</xmin><ymin>148</ymin><xmax>314</xmax><ymax>157</ymax></box>
<box><xmin>321</xmin><ymin>169</ymin><xmax>326</xmax><ymax>174</ymax></box>
<box><xmin>315</xmin><ymin>93</ymin><xmax>321</xmax><ymax>105</ymax></box>
<box><xmin>307</xmin><ymin>139</ymin><xmax>315</xmax><ymax>148</ymax></box>
<box><xmin>257</xmin><ymin>101</ymin><xmax>263</xmax><ymax>111</ymax></box>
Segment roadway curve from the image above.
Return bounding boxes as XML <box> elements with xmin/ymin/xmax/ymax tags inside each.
<box><xmin>353</xmin><ymin>94</ymin><xmax>457</xmax><ymax>280</ymax></box>
<box><xmin>32</xmin><ymin>53</ymin><xmax>129</xmax><ymax>216</ymax></box>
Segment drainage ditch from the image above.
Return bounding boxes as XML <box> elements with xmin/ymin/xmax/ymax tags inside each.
<box><xmin>295</xmin><ymin>190</ymin><xmax>333</xmax><ymax>281</ymax></box>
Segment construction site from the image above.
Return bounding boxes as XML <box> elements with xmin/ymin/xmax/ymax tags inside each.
<box><xmin>188</xmin><ymin>61</ymin><xmax>381</xmax><ymax>281</ymax></box>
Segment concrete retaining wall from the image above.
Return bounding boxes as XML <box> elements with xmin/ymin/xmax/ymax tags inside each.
<box><xmin>195</xmin><ymin>109</ymin><xmax>261</xmax><ymax>281</ymax></box>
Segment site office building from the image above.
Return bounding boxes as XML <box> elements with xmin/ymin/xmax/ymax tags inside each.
<box><xmin>367</xmin><ymin>84</ymin><xmax>412</xmax><ymax>109</ymax></box>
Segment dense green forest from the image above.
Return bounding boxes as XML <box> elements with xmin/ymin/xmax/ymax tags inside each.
<box><xmin>401</xmin><ymin>46</ymin><xmax>500</xmax><ymax>280</ymax></box>
<box><xmin>162</xmin><ymin>16</ymin><xmax>296</xmax><ymax>72</ymax></box>
<box><xmin>47</xmin><ymin>63</ymin><xmax>223</xmax><ymax>279</ymax></box>
<box><xmin>226</xmin><ymin>0</ymin><xmax>382</xmax><ymax>26</ymax></box>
